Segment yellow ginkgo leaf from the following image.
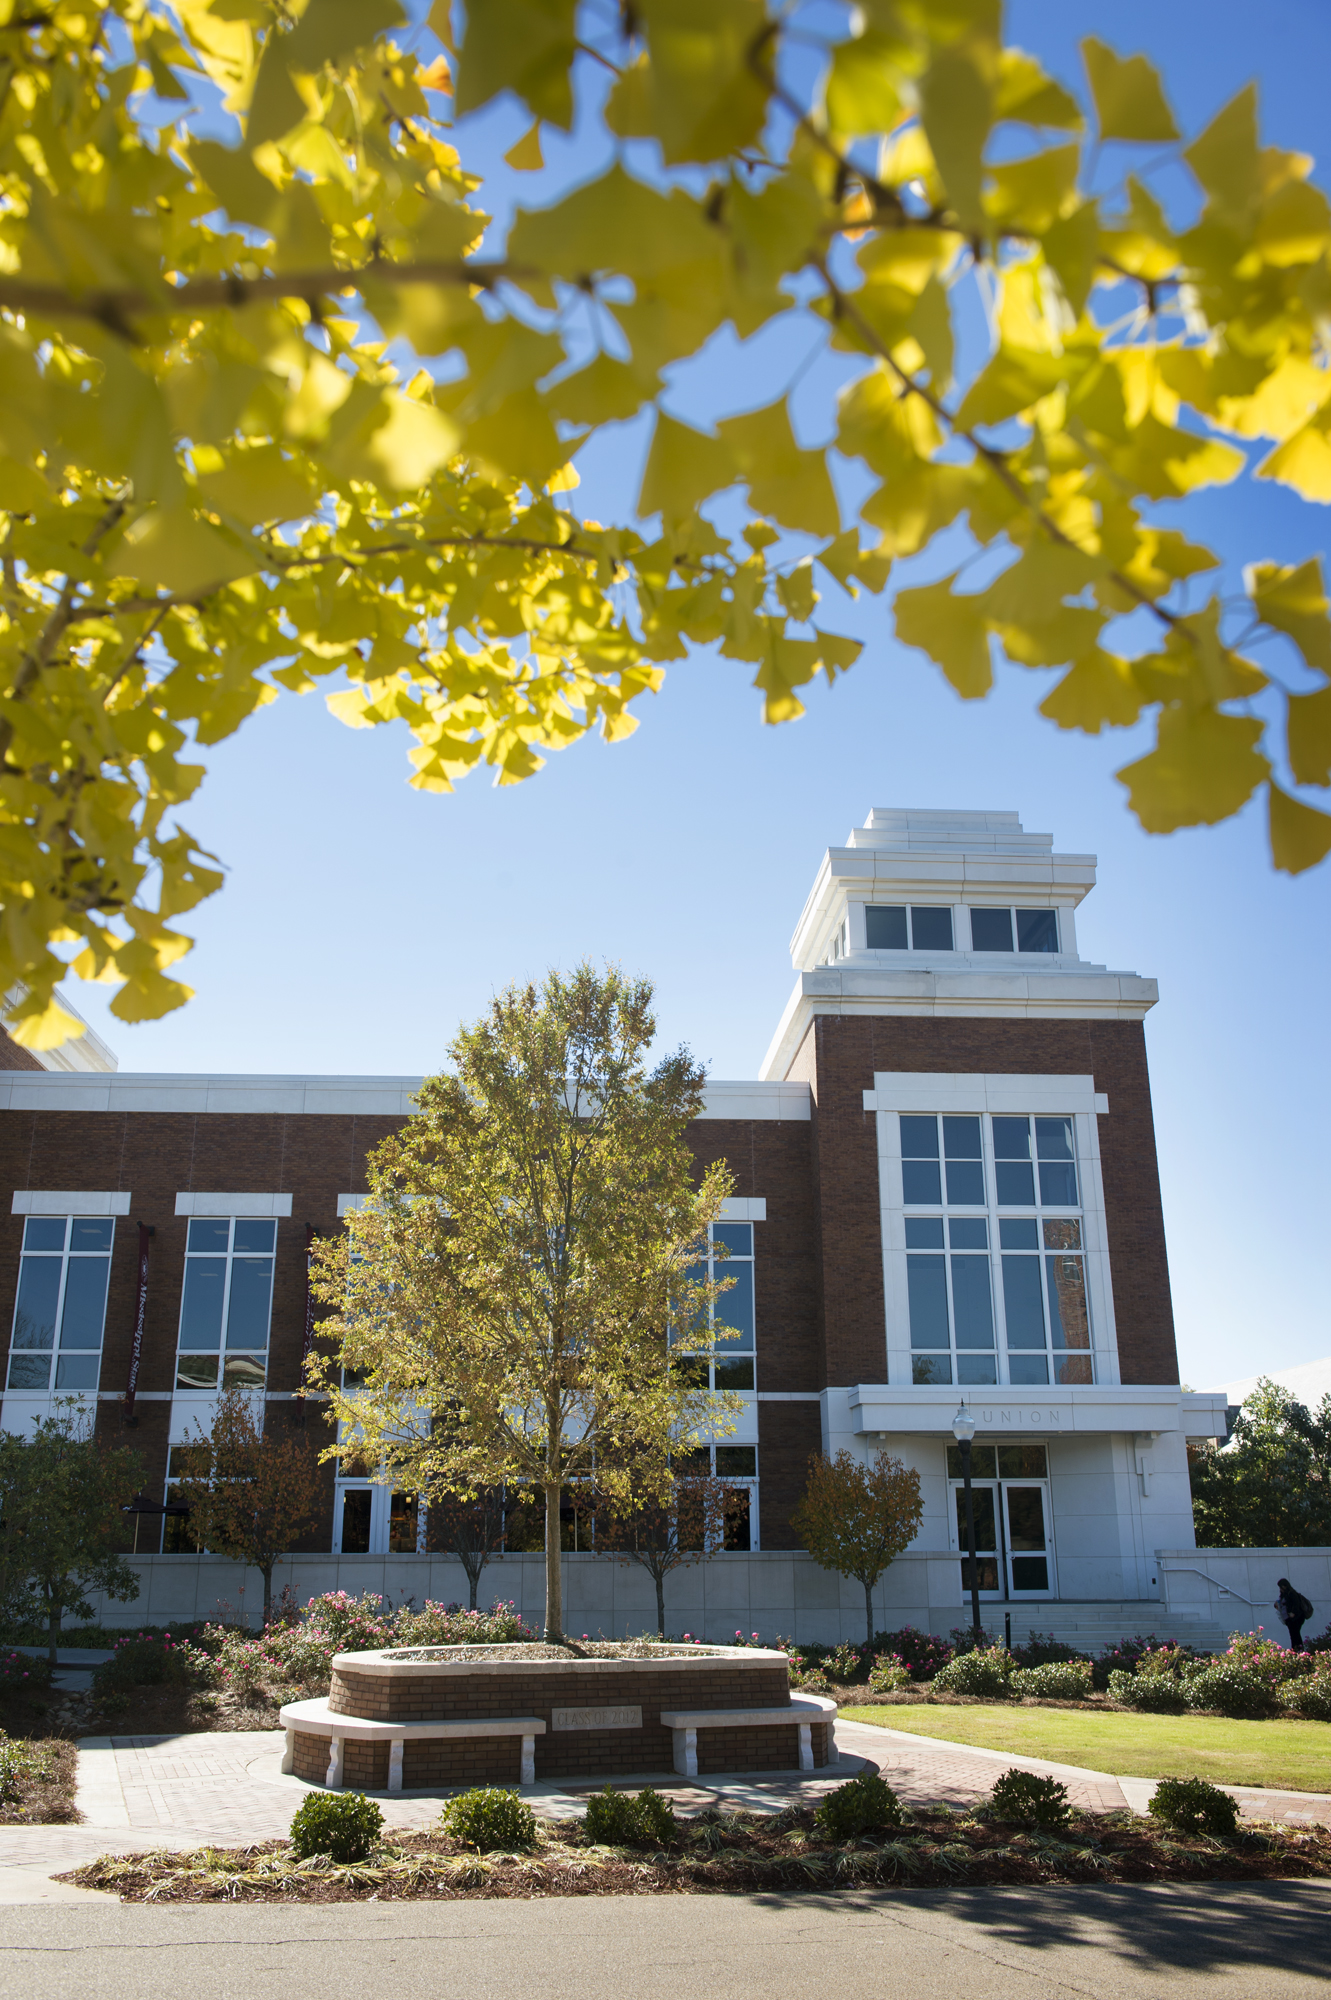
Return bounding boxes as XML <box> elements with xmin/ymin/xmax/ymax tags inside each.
<box><xmin>504</xmin><ymin>122</ymin><xmax>544</xmax><ymax>171</ymax></box>
<box><xmin>1081</xmin><ymin>38</ymin><xmax>1178</xmax><ymax>143</ymax></box>
<box><xmin>1269</xmin><ymin>782</ymin><xmax>1331</xmax><ymax>875</ymax></box>
<box><xmin>894</xmin><ymin>574</ymin><xmax>992</xmax><ymax>699</ymax></box>
<box><xmin>1248</xmin><ymin>558</ymin><xmax>1331</xmax><ymax>675</ymax></box>
<box><xmin>1118</xmin><ymin>707</ymin><xmax>1270</xmax><ymax>832</ymax></box>
<box><xmin>1287</xmin><ymin>685</ymin><xmax>1331</xmax><ymax>788</ymax></box>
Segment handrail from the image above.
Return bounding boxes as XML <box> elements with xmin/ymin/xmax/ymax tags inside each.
<box><xmin>1160</xmin><ymin>1564</ymin><xmax>1256</xmax><ymax>1608</ymax></box>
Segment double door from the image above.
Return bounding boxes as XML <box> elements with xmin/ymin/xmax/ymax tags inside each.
<box><xmin>950</xmin><ymin>1477</ymin><xmax>1055</xmax><ymax>1599</ymax></box>
<box><xmin>333</xmin><ymin>1482</ymin><xmax>424</xmax><ymax>1555</ymax></box>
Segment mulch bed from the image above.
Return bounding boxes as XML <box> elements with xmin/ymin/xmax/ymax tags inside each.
<box><xmin>59</xmin><ymin>1804</ymin><xmax>1331</xmax><ymax>1902</ymax></box>
<box><xmin>0</xmin><ymin>1737</ymin><xmax>78</xmax><ymax>1824</ymax></box>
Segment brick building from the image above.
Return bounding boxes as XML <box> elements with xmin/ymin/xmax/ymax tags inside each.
<box><xmin>0</xmin><ymin>808</ymin><xmax>1228</xmax><ymax>1631</ymax></box>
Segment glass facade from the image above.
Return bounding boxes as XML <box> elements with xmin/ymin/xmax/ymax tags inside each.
<box><xmin>5</xmin><ymin>1216</ymin><xmax>113</xmax><ymax>1393</ymax></box>
<box><xmin>176</xmin><ymin>1217</ymin><xmax>276</xmax><ymax>1391</ymax></box>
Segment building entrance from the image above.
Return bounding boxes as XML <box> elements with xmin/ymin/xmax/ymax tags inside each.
<box><xmin>946</xmin><ymin>1442</ymin><xmax>1055</xmax><ymax>1599</ymax></box>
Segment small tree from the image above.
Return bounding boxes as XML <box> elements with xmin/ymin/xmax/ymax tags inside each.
<box><xmin>606</xmin><ymin>1473</ymin><xmax>732</xmax><ymax>1640</ymax></box>
<box><xmin>1190</xmin><ymin>1379</ymin><xmax>1331</xmax><ymax>1547</ymax></box>
<box><xmin>793</xmin><ymin>1450</ymin><xmax>924</xmax><ymax>1649</ymax></box>
<box><xmin>309</xmin><ymin>964</ymin><xmax>739</xmax><ymax>1642</ymax></box>
<box><xmin>433</xmin><ymin>1490</ymin><xmax>509</xmax><ymax>1613</ymax></box>
<box><xmin>0</xmin><ymin>1405</ymin><xmax>141</xmax><ymax>1663</ymax></box>
<box><xmin>175</xmin><ymin>1391</ymin><xmax>323</xmax><ymax>1627</ymax></box>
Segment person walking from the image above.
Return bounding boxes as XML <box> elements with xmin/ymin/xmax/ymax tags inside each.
<box><xmin>1276</xmin><ymin>1577</ymin><xmax>1314</xmax><ymax>1649</ymax></box>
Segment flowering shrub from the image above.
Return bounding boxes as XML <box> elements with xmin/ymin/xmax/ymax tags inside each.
<box><xmin>873</xmin><ymin>1628</ymin><xmax>954</xmax><ymax>1681</ymax></box>
<box><xmin>395</xmin><ymin>1601</ymin><xmax>536</xmax><ymax>1646</ymax></box>
<box><xmin>823</xmin><ymin>1643</ymin><xmax>868</xmax><ymax>1684</ymax></box>
<box><xmin>1182</xmin><ymin>1661</ymin><xmax>1281</xmax><ymax>1719</ymax></box>
<box><xmin>93</xmin><ymin>1632</ymin><xmax>218</xmax><ymax>1694</ymax></box>
<box><xmin>0</xmin><ymin>1652</ymin><xmax>53</xmax><ymax>1695</ymax></box>
<box><xmin>1107</xmin><ymin>1667</ymin><xmax>1187</xmax><ymax>1711</ymax></box>
<box><xmin>868</xmin><ymin>1653</ymin><xmax>912</xmax><ymax>1694</ymax></box>
<box><xmin>931</xmin><ymin>1644</ymin><xmax>1015</xmax><ymax>1698</ymax></box>
<box><xmin>1011</xmin><ymin>1631</ymin><xmax>1086</xmax><ymax>1669</ymax></box>
<box><xmin>1011</xmin><ymin>1659</ymin><xmax>1094</xmax><ymax>1702</ymax></box>
<box><xmin>1280</xmin><ymin>1677</ymin><xmax>1331</xmax><ymax>1721</ymax></box>
<box><xmin>1094</xmin><ymin>1634</ymin><xmax>1184</xmax><ymax>1690</ymax></box>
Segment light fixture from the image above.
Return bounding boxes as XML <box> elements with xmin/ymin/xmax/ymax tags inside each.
<box><xmin>951</xmin><ymin>1402</ymin><xmax>975</xmax><ymax>1446</ymax></box>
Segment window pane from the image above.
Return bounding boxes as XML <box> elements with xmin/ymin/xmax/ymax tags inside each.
<box><xmin>340</xmin><ymin>1489</ymin><xmax>372</xmax><ymax>1555</ymax></box>
<box><xmin>55</xmin><ymin>1353</ymin><xmax>100</xmax><ymax>1390</ymax></box>
<box><xmin>233</xmin><ymin>1219</ymin><xmax>277</xmax><ymax>1254</ymax></box>
<box><xmin>1017</xmin><ymin>909</ymin><xmax>1059</xmax><ymax>953</ymax></box>
<box><xmin>998</xmin><ymin>1444</ymin><xmax>1048</xmax><ymax>1478</ymax></box>
<box><xmin>905</xmin><ymin>1217</ymin><xmax>944</xmax><ymax>1249</ymax></box>
<box><xmin>996</xmin><ymin>1162</ymin><xmax>1036</xmax><ymax>1206</ymax></box>
<box><xmin>389</xmin><ymin>1491</ymin><xmax>420</xmax><ymax>1554</ymax></box>
<box><xmin>955</xmin><ymin>1487</ymin><xmax>997</xmax><ymax>1552</ymax></box>
<box><xmin>7</xmin><ymin>1351</ymin><xmax>51</xmax><ymax>1389</ymax></box>
<box><xmin>907</xmin><ymin>1256</ymin><xmax>950</xmax><ymax>1347</ymax></box>
<box><xmin>902</xmin><ymin>1160</ymin><xmax>942</xmax><ymax>1205</ymax></box>
<box><xmin>59</xmin><ymin>1258</ymin><xmax>109</xmax><ymax>1347</ymax></box>
<box><xmin>1001</xmin><ymin>1256</ymin><xmax>1046</xmax><ymax>1347</ymax></box>
<box><xmin>1011</xmin><ymin>1555</ymin><xmax>1050</xmax><ymax>1589</ymax></box>
<box><xmin>1046</xmin><ymin>1255</ymin><xmax>1091</xmax><ymax>1349</ymax></box>
<box><xmin>70</xmin><ymin>1218</ymin><xmax>114</xmax><ymax>1253</ymax></box>
<box><xmin>1039</xmin><ymin>1162</ymin><xmax>1079</xmax><ymax>1206</ymax></box>
<box><xmin>945</xmin><ymin>1160</ymin><xmax>985</xmax><ymax>1205</ymax></box>
<box><xmin>180</xmin><ymin>1258</ymin><xmax>226</xmax><ymax>1350</ymax></box>
<box><xmin>957</xmin><ymin>1354</ymin><xmax>997</xmax><ymax>1384</ymax></box>
<box><xmin>23</xmin><ymin>1219</ymin><xmax>66</xmax><ymax>1252</ymax></box>
<box><xmin>722</xmin><ymin>1488</ymin><xmax>752</xmax><ymax>1552</ymax></box>
<box><xmin>948</xmin><ymin>1218</ymin><xmax>988</xmax><ymax>1249</ymax></box>
<box><xmin>992</xmin><ymin>1117</ymin><xmax>1031</xmax><ymax>1160</ymax></box>
<box><xmin>999</xmin><ymin>1218</ymin><xmax>1039</xmax><ymax>1250</ymax></box>
<box><xmin>187</xmin><ymin>1218</ymin><xmax>230</xmax><ymax>1253</ymax></box>
<box><xmin>865</xmin><ymin>905</ymin><xmax>907</xmax><ymax>949</ymax></box>
<box><xmin>951</xmin><ymin>1257</ymin><xmax>995</xmax><ymax>1348</ymax></box>
<box><xmin>1006</xmin><ymin>1486</ymin><xmax>1047</xmax><ymax>1551</ymax></box>
<box><xmin>1035</xmin><ymin>1116</ymin><xmax>1075</xmax><ymax>1160</ymax></box>
<box><xmin>714</xmin><ymin>1262</ymin><xmax>754</xmax><ymax>1350</ymax></box>
<box><xmin>947</xmin><ymin>1444</ymin><xmax>997</xmax><ymax>1479</ymax></box>
<box><xmin>716</xmin><ymin>1445</ymin><xmax>757</xmax><ymax>1477</ymax></box>
<box><xmin>943</xmin><ymin>1115</ymin><xmax>982</xmax><ymax>1158</ymax></box>
<box><xmin>900</xmin><ymin>1115</ymin><xmax>939</xmax><ymax>1158</ymax></box>
<box><xmin>176</xmin><ymin>1353</ymin><xmax>219</xmax><ymax>1389</ymax></box>
<box><xmin>713</xmin><ymin>1357</ymin><xmax>754</xmax><ymax>1391</ymax></box>
<box><xmin>1008</xmin><ymin>1353</ymin><xmax>1050</xmax><ymax>1385</ymax></box>
<box><xmin>711</xmin><ymin>1222</ymin><xmax>753</xmax><ymax>1258</ymax></box>
<box><xmin>1053</xmin><ymin>1353</ymin><xmax>1095</xmax><ymax>1385</ymax></box>
<box><xmin>970</xmin><ymin>908</ymin><xmax>1013</xmax><ymax>951</ymax></box>
<box><xmin>12</xmin><ymin>1257</ymin><xmax>60</xmax><ymax>1348</ymax></box>
<box><xmin>912</xmin><ymin>1353</ymin><xmax>952</xmax><ymax>1384</ymax></box>
<box><xmin>226</xmin><ymin>1258</ymin><xmax>273</xmax><ymax>1349</ymax></box>
<box><xmin>1043</xmin><ymin>1218</ymin><xmax>1082</xmax><ymax>1250</ymax></box>
<box><xmin>910</xmin><ymin>906</ymin><xmax>953</xmax><ymax>950</ymax></box>
<box><xmin>222</xmin><ymin>1353</ymin><xmax>267</xmax><ymax>1388</ymax></box>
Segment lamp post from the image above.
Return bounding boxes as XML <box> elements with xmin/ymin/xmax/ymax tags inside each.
<box><xmin>952</xmin><ymin>1402</ymin><xmax>984</xmax><ymax>1646</ymax></box>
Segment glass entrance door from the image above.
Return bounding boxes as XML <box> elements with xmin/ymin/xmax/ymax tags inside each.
<box><xmin>947</xmin><ymin>1443</ymin><xmax>1055</xmax><ymax>1600</ymax></box>
<box><xmin>1003</xmin><ymin>1484</ymin><xmax>1052</xmax><ymax>1595</ymax></box>
<box><xmin>953</xmin><ymin>1482</ymin><xmax>1002</xmax><ymax>1597</ymax></box>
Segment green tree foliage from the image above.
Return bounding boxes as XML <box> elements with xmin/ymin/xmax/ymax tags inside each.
<box><xmin>1189</xmin><ymin>1380</ymin><xmax>1331</xmax><ymax>1548</ymax></box>
<box><xmin>0</xmin><ymin>1406</ymin><xmax>141</xmax><ymax>1664</ymax></box>
<box><xmin>172</xmin><ymin>1388</ymin><xmax>324</xmax><ymax>1625</ymax></box>
<box><xmin>5</xmin><ymin>3</ymin><xmax>1331</xmax><ymax>1049</ymax></box>
<box><xmin>308</xmin><ymin>963</ymin><xmax>737</xmax><ymax>1641</ymax></box>
<box><xmin>792</xmin><ymin>1448</ymin><xmax>924</xmax><ymax>1646</ymax></box>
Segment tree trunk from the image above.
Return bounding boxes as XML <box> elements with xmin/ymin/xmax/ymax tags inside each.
<box><xmin>656</xmin><ymin>1571</ymin><xmax>666</xmax><ymax>1641</ymax></box>
<box><xmin>261</xmin><ymin>1563</ymin><xmax>273</xmax><ymax>1629</ymax></box>
<box><xmin>864</xmin><ymin>1577</ymin><xmax>874</xmax><ymax>1652</ymax></box>
<box><xmin>468</xmin><ymin>1560</ymin><xmax>480</xmax><ymax>1612</ymax></box>
<box><xmin>46</xmin><ymin>1595</ymin><xmax>60</xmax><ymax>1669</ymax></box>
<box><xmin>543</xmin><ymin>1481</ymin><xmax>563</xmax><ymax>1641</ymax></box>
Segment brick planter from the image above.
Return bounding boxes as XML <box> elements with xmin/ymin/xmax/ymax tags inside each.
<box><xmin>283</xmin><ymin>1644</ymin><xmax>835</xmax><ymax>1790</ymax></box>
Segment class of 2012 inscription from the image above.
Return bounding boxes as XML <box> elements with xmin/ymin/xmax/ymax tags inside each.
<box><xmin>550</xmin><ymin>1706</ymin><xmax>643</xmax><ymax>1732</ymax></box>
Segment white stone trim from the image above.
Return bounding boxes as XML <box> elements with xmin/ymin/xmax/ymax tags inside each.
<box><xmin>697</xmin><ymin>1082</ymin><xmax>810</xmax><ymax>1121</ymax></box>
<box><xmin>718</xmin><ymin>1198</ymin><xmax>767</xmax><ymax>1222</ymax></box>
<box><xmin>174</xmin><ymin>1191</ymin><xmax>293</xmax><ymax>1217</ymax></box>
<box><xmin>864</xmin><ymin>1072</ymin><xmax>1101</xmax><ymax>1115</ymax></box>
<box><xmin>11</xmin><ymin>1190</ymin><xmax>131</xmax><ymax>1215</ymax></box>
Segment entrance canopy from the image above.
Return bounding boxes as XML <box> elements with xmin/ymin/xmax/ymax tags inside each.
<box><xmin>848</xmin><ymin>1383</ymin><xmax>1228</xmax><ymax>1439</ymax></box>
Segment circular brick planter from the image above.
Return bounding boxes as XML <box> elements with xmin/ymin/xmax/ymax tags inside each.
<box><xmin>279</xmin><ymin>1644</ymin><xmax>837</xmax><ymax>1794</ymax></box>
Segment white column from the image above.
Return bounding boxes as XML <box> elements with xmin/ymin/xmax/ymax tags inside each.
<box><xmin>388</xmin><ymin>1738</ymin><xmax>404</xmax><ymax>1793</ymax></box>
<box><xmin>281</xmin><ymin>1727</ymin><xmax>295</xmax><ymax>1776</ymax></box>
<box><xmin>325</xmin><ymin>1734</ymin><xmax>344</xmax><ymax>1789</ymax></box>
<box><xmin>798</xmin><ymin>1722</ymin><xmax>813</xmax><ymax>1773</ymax></box>
<box><xmin>520</xmin><ymin>1735</ymin><xmax>536</xmax><ymax>1786</ymax></box>
<box><xmin>672</xmin><ymin>1727</ymin><xmax>698</xmax><ymax>1779</ymax></box>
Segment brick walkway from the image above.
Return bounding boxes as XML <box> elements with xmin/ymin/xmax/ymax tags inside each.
<box><xmin>1</xmin><ymin>1718</ymin><xmax>1328</xmax><ymax>1901</ymax></box>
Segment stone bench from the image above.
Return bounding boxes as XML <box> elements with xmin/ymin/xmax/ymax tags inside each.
<box><xmin>658</xmin><ymin>1695</ymin><xmax>837</xmax><ymax>1779</ymax></box>
<box><xmin>279</xmin><ymin>1697</ymin><xmax>546</xmax><ymax>1793</ymax></box>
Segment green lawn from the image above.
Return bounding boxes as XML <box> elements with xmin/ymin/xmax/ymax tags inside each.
<box><xmin>838</xmin><ymin>1703</ymin><xmax>1331</xmax><ymax>1793</ymax></box>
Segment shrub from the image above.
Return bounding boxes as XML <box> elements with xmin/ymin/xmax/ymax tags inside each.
<box><xmin>1148</xmin><ymin>1775</ymin><xmax>1240</xmax><ymax>1839</ymax></box>
<box><xmin>814</xmin><ymin>1768</ymin><xmax>905</xmax><ymax>1841</ymax></box>
<box><xmin>1221</xmin><ymin>1631</ymin><xmax>1310</xmax><ymax>1682</ymax></box>
<box><xmin>1182</xmin><ymin>1663</ymin><xmax>1280</xmax><ymax>1719</ymax></box>
<box><xmin>989</xmin><ymin>1769</ymin><xmax>1072</xmax><ymax>1825</ymax></box>
<box><xmin>931</xmin><ymin>1644</ymin><xmax>1015</xmax><ymax>1698</ymax></box>
<box><xmin>395</xmin><ymin>1600</ymin><xmax>538</xmax><ymax>1647</ymax></box>
<box><xmin>583</xmin><ymin>1786</ymin><xmax>676</xmax><ymax>1848</ymax></box>
<box><xmin>289</xmin><ymin>1790</ymin><xmax>383</xmax><ymax>1862</ymax></box>
<box><xmin>1106</xmin><ymin>1668</ymin><xmax>1186</xmax><ymax>1712</ymax></box>
<box><xmin>298</xmin><ymin>1591</ymin><xmax>396</xmax><ymax>1653</ymax></box>
<box><xmin>1010</xmin><ymin>1630</ymin><xmax>1084</xmax><ymax>1669</ymax></box>
<box><xmin>868</xmin><ymin>1653</ymin><xmax>912</xmax><ymax>1694</ymax></box>
<box><xmin>1094</xmin><ymin>1634</ymin><xmax>1179</xmax><ymax>1691</ymax></box>
<box><xmin>0</xmin><ymin>1651</ymin><xmax>53</xmax><ymax>1695</ymax></box>
<box><xmin>442</xmin><ymin>1787</ymin><xmax>537</xmax><ymax>1851</ymax></box>
<box><xmin>1011</xmin><ymin>1659</ymin><xmax>1094</xmax><ymax>1702</ymax></box>
<box><xmin>0</xmin><ymin>1732</ymin><xmax>49</xmax><ymax>1803</ymax></box>
<box><xmin>92</xmin><ymin>1632</ymin><xmax>217</xmax><ymax>1694</ymax></box>
<box><xmin>1280</xmin><ymin>1678</ymin><xmax>1331</xmax><ymax>1721</ymax></box>
<box><xmin>871</xmin><ymin>1628</ymin><xmax>954</xmax><ymax>1680</ymax></box>
<box><xmin>824</xmin><ymin>1643</ymin><xmax>868</xmax><ymax>1684</ymax></box>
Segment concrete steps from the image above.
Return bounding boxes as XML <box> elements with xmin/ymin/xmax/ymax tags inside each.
<box><xmin>979</xmin><ymin>1603</ymin><xmax>1239</xmax><ymax>1655</ymax></box>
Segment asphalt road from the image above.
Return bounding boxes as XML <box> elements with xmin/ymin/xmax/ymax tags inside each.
<box><xmin>1</xmin><ymin>1882</ymin><xmax>1328</xmax><ymax>2000</ymax></box>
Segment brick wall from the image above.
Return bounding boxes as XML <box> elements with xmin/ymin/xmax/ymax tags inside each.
<box><xmin>756</xmin><ymin>1402</ymin><xmax>822</xmax><ymax>1549</ymax></box>
<box><xmin>0</xmin><ymin>1030</ymin><xmax>42</xmax><ymax>1072</ymax></box>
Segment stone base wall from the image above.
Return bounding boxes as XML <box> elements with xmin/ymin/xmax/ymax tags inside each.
<box><xmin>293</xmin><ymin>1732</ymin><xmax>331</xmax><ymax>1785</ymax></box>
<box><xmin>329</xmin><ymin>1659</ymin><xmax>789</xmax><ymax>1725</ymax></box>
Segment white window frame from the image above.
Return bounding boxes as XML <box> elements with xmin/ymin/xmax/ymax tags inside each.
<box><xmin>963</xmin><ymin>905</ymin><xmax>1063</xmax><ymax>955</ymax></box>
<box><xmin>175</xmin><ymin>1215</ymin><xmax>278</xmax><ymax>1396</ymax></box>
<box><xmin>4</xmin><ymin>1213</ymin><xmax>116</xmax><ymax>1398</ymax></box>
<box><xmin>332</xmin><ymin>1479</ymin><xmax>426</xmax><ymax>1555</ymax></box>
<box><xmin>863</xmin><ymin>903</ymin><xmax>957</xmax><ymax>952</ymax></box>
<box><xmin>866</xmin><ymin>1073</ymin><xmax>1118</xmax><ymax>1391</ymax></box>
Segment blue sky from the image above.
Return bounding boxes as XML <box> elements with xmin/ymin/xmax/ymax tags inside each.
<box><xmin>67</xmin><ymin>0</ymin><xmax>1331</xmax><ymax>1390</ymax></box>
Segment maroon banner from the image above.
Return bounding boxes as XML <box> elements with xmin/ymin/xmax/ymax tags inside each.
<box><xmin>123</xmin><ymin>1222</ymin><xmax>151</xmax><ymax>1415</ymax></box>
<box><xmin>297</xmin><ymin>1224</ymin><xmax>316</xmax><ymax>1422</ymax></box>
